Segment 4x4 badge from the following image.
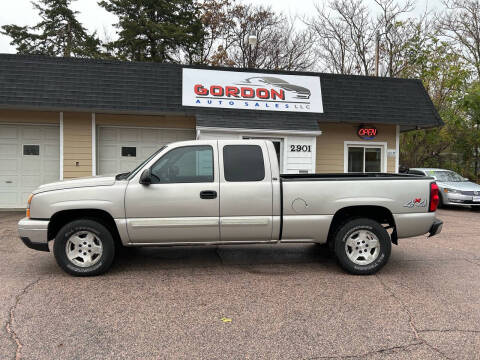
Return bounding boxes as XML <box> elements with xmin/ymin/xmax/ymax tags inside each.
<box><xmin>404</xmin><ymin>198</ymin><xmax>426</xmax><ymax>208</ymax></box>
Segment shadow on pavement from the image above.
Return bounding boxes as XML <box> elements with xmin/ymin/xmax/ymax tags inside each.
<box><xmin>110</xmin><ymin>243</ymin><xmax>337</xmax><ymax>274</ymax></box>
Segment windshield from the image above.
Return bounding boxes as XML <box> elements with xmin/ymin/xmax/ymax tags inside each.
<box><xmin>123</xmin><ymin>146</ymin><xmax>166</xmax><ymax>181</ymax></box>
<box><xmin>429</xmin><ymin>170</ymin><xmax>465</xmax><ymax>182</ymax></box>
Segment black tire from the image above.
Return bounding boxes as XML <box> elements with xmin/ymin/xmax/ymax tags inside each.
<box><xmin>333</xmin><ymin>218</ymin><xmax>391</xmax><ymax>275</ymax></box>
<box><xmin>53</xmin><ymin>219</ymin><xmax>115</xmax><ymax>276</ymax></box>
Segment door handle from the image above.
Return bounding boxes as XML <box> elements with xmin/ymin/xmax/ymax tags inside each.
<box><xmin>200</xmin><ymin>190</ymin><xmax>217</xmax><ymax>199</ymax></box>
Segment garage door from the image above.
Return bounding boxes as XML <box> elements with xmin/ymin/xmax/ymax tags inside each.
<box><xmin>97</xmin><ymin>127</ymin><xmax>196</xmax><ymax>175</ymax></box>
<box><xmin>0</xmin><ymin>124</ymin><xmax>60</xmax><ymax>208</ymax></box>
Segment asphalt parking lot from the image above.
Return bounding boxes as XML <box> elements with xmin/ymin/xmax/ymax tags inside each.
<box><xmin>1</xmin><ymin>208</ymin><xmax>479</xmax><ymax>360</ymax></box>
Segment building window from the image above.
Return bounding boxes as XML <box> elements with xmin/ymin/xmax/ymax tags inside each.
<box><xmin>121</xmin><ymin>146</ymin><xmax>136</xmax><ymax>157</ymax></box>
<box><xmin>23</xmin><ymin>144</ymin><xmax>40</xmax><ymax>156</ymax></box>
<box><xmin>346</xmin><ymin>144</ymin><xmax>384</xmax><ymax>173</ymax></box>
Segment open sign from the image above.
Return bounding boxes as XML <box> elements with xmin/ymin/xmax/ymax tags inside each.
<box><xmin>357</xmin><ymin>125</ymin><xmax>377</xmax><ymax>140</ymax></box>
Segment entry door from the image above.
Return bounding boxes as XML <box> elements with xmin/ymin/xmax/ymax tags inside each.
<box><xmin>125</xmin><ymin>144</ymin><xmax>220</xmax><ymax>243</ymax></box>
<box><xmin>218</xmin><ymin>141</ymin><xmax>274</xmax><ymax>242</ymax></box>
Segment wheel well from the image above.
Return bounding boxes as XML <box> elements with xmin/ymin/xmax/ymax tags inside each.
<box><xmin>327</xmin><ymin>206</ymin><xmax>397</xmax><ymax>245</ymax></box>
<box><xmin>47</xmin><ymin>209</ymin><xmax>122</xmax><ymax>247</ymax></box>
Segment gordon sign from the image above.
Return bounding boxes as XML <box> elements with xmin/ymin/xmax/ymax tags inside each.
<box><xmin>182</xmin><ymin>68</ymin><xmax>323</xmax><ymax>113</ymax></box>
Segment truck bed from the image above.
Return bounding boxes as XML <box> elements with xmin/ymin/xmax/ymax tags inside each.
<box><xmin>279</xmin><ymin>172</ymin><xmax>436</xmax><ymax>242</ymax></box>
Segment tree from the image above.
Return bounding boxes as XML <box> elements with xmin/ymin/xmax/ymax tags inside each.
<box><xmin>439</xmin><ymin>0</ymin><xmax>480</xmax><ymax>78</ymax></box>
<box><xmin>400</xmin><ymin>36</ymin><xmax>470</xmax><ymax>172</ymax></box>
<box><xmin>461</xmin><ymin>82</ymin><xmax>480</xmax><ymax>180</ymax></box>
<box><xmin>307</xmin><ymin>0</ymin><xmax>424</xmax><ymax>76</ymax></box>
<box><xmin>307</xmin><ymin>0</ymin><xmax>373</xmax><ymax>74</ymax></box>
<box><xmin>185</xmin><ymin>0</ymin><xmax>233</xmax><ymax>65</ymax></box>
<box><xmin>305</xmin><ymin>3</ymin><xmax>355</xmax><ymax>74</ymax></box>
<box><xmin>99</xmin><ymin>0</ymin><xmax>204</xmax><ymax>63</ymax></box>
<box><xmin>200</xmin><ymin>2</ymin><xmax>315</xmax><ymax>70</ymax></box>
<box><xmin>374</xmin><ymin>0</ymin><xmax>421</xmax><ymax>77</ymax></box>
<box><xmin>1</xmin><ymin>0</ymin><xmax>102</xmax><ymax>58</ymax></box>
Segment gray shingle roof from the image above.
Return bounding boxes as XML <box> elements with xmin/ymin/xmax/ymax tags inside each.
<box><xmin>0</xmin><ymin>54</ymin><xmax>443</xmax><ymax>131</ymax></box>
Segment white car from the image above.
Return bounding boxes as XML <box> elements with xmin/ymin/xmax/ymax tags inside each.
<box><xmin>408</xmin><ymin>168</ymin><xmax>480</xmax><ymax>209</ymax></box>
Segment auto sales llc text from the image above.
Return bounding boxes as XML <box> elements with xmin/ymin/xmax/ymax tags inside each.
<box><xmin>194</xmin><ymin>98</ymin><xmax>311</xmax><ymax>110</ymax></box>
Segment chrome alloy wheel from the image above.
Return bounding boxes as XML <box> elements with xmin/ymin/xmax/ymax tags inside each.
<box><xmin>345</xmin><ymin>230</ymin><xmax>380</xmax><ymax>265</ymax></box>
<box><xmin>65</xmin><ymin>231</ymin><xmax>103</xmax><ymax>267</ymax></box>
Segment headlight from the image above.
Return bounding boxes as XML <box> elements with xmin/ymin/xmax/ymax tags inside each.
<box><xmin>443</xmin><ymin>188</ymin><xmax>461</xmax><ymax>194</ymax></box>
<box><xmin>26</xmin><ymin>193</ymin><xmax>33</xmax><ymax>218</ymax></box>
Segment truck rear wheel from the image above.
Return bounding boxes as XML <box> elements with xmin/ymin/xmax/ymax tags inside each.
<box><xmin>53</xmin><ymin>219</ymin><xmax>115</xmax><ymax>276</ymax></box>
<box><xmin>333</xmin><ymin>218</ymin><xmax>391</xmax><ymax>275</ymax></box>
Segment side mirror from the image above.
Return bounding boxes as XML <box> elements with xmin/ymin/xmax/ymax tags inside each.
<box><xmin>139</xmin><ymin>168</ymin><xmax>152</xmax><ymax>185</ymax></box>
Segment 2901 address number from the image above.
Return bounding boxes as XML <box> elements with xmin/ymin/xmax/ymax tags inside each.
<box><xmin>290</xmin><ymin>145</ymin><xmax>311</xmax><ymax>152</ymax></box>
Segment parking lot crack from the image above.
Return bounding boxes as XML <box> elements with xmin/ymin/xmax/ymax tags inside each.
<box><xmin>421</xmin><ymin>342</ymin><xmax>454</xmax><ymax>360</ymax></box>
<box><xmin>418</xmin><ymin>328</ymin><xmax>480</xmax><ymax>334</ymax></box>
<box><xmin>5</xmin><ymin>277</ymin><xmax>42</xmax><ymax>360</ymax></box>
<box><xmin>375</xmin><ymin>275</ymin><xmax>419</xmax><ymax>340</ymax></box>
<box><xmin>375</xmin><ymin>276</ymin><xmax>454</xmax><ymax>360</ymax></box>
<box><xmin>464</xmin><ymin>258</ymin><xmax>480</xmax><ymax>267</ymax></box>
<box><xmin>306</xmin><ymin>341</ymin><xmax>423</xmax><ymax>359</ymax></box>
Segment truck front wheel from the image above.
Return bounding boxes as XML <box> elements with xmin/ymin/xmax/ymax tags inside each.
<box><xmin>53</xmin><ymin>219</ymin><xmax>115</xmax><ymax>276</ymax></box>
<box><xmin>333</xmin><ymin>218</ymin><xmax>391</xmax><ymax>275</ymax></box>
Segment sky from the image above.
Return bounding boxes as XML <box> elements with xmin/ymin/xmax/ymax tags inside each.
<box><xmin>0</xmin><ymin>0</ymin><xmax>444</xmax><ymax>54</ymax></box>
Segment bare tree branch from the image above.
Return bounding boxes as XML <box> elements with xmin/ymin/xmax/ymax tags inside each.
<box><xmin>439</xmin><ymin>0</ymin><xmax>480</xmax><ymax>78</ymax></box>
<box><xmin>198</xmin><ymin>2</ymin><xmax>315</xmax><ymax>70</ymax></box>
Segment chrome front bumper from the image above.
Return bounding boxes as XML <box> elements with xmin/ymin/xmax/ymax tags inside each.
<box><xmin>18</xmin><ymin>217</ymin><xmax>49</xmax><ymax>252</ymax></box>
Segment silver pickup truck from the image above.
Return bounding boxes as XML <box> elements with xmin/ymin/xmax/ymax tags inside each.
<box><xmin>18</xmin><ymin>140</ymin><xmax>442</xmax><ymax>276</ymax></box>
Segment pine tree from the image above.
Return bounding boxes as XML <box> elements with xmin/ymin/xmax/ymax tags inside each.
<box><xmin>99</xmin><ymin>0</ymin><xmax>204</xmax><ymax>62</ymax></box>
<box><xmin>1</xmin><ymin>0</ymin><xmax>102</xmax><ymax>58</ymax></box>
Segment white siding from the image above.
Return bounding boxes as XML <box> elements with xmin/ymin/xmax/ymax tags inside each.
<box><xmin>283</xmin><ymin>136</ymin><xmax>317</xmax><ymax>174</ymax></box>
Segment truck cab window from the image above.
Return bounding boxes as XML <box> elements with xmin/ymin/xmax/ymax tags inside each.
<box><xmin>150</xmin><ymin>146</ymin><xmax>213</xmax><ymax>183</ymax></box>
<box><xmin>223</xmin><ymin>145</ymin><xmax>265</xmax><ymax>182</ymax></box>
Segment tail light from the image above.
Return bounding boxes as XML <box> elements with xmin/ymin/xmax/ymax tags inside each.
<box><xmin>429</xmin><ymin>182</ymin><xmax>439</xmax><ymax>212</ymax></box>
